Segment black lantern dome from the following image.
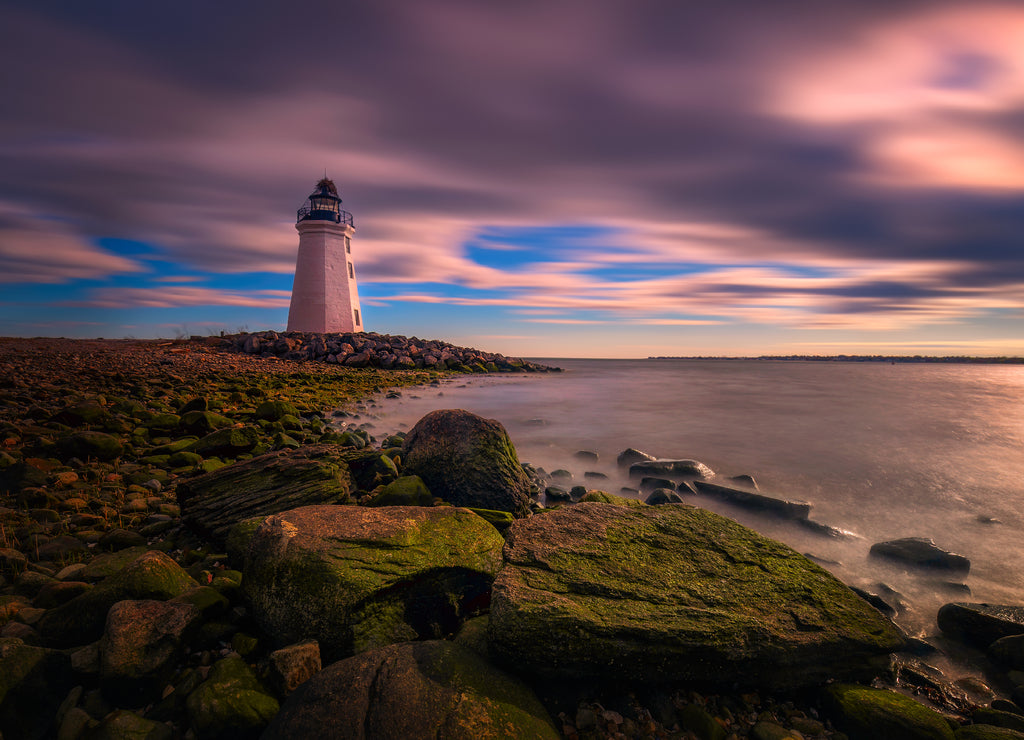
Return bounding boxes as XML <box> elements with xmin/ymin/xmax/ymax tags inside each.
<box><xmin>297</xmin><ymin>178</ymin><xmax>354</xmax><ymax>226</ymax></box>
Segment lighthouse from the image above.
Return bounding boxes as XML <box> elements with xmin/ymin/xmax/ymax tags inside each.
<box><xmin>286</xmin><ymin>178</ymin><xmax>363</xmax><ymax>333</ymax></box>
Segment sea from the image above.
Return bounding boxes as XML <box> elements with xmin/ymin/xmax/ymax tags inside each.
<box><xmin>353</xmin><ymin>358</ymin><xmax>1024</xmax><ymax>652</ymax></box>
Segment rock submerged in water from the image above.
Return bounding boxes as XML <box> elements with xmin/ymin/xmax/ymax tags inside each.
<box><xmin>629</xmin><ymin>459</ymin><xmax>714</xmax><ymax>480</ymax></box>
<box><xmin>263</xmin><ymin>640</ymin><xmax>559</xmax><ymax>740</ymax></box>
<box><xmin>937</xmin><ymin>603</ymin><xmax>1024</xmax><ymax>649</ymax></box>
<box><xmin>401</xmin><ymin>409</ymin><xmax>532</xmax><ymax>517</ymax></box>
<box><xmin>488</xmin><ymin>502</ymin><xmax>904</xmax><ymax>690</ymax></box>
<box><xmin>869</xmin><ymin>537</ymin><xmax>971</xmax><ymax>575</ymax></box>
<box><xmin>243</xmin><ymin>505</ymin><xmax>505</xmax><ymax>661</ymax></box>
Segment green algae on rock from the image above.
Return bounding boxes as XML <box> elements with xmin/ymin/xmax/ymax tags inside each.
<box><xmin>243</xmin><ymin>505</ymin><xmax>505</xmax><ymax>661</ymax></box>
<box><xmin>401</xmin><ymin>409</ymin><xmax>532</xmax><ymax>517</ymax></box>
<box><xmin>263</xmin><ymin>640</ymin><xmax>559</xmax><ymax>740</ymax></box>
<box><xmin>821</xmin><ymin>683</ymin><xmax>955</xmax><ymax>740</ymax></box>
<box><xmin>185</xmin><ymin>655</ymin><xmax>279</xmax><ymax>739</ymax></box>
<box><xmin>488</xmin><ymin>502</ymin><xmax>904</xmax><ymax>691</ymax></box>
<box><xmin>176</xmin><ymin>445</ymin><xmax>358</xmax><ymax>547</ymax></box>
<box><xmin>37</xmin><ymin>550</ymin><xmax>197</xmax><ymax>648</ymax></box>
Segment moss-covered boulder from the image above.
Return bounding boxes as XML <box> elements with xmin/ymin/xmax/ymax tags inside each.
<box><xmin>243</xmin><ymin>505</ymin><xmax>504</xmax><ymax>661</ymax></box>
<box><xmin>821</xmin><ymin>683</ymin><xmax>955</xmax><ymax>740</ymax></box>
<box><xmin>186</xmin><ymin>656</ymin><xmax>278</xmax><ymax>739</ymax></box>
<box><xmin>58</xmin><ymin>431</ymin><xmax>123</xmax><ymax>461</ymax></box>
<box><xmin>37</xmin><ymin>551</ymin><xmax>197</xmax><ymax>648</ymax></box>
<box><xmin>488</xmin><ymin>503</ymin><xmax>904</xmax><ymax>690</ymax></box>
<box><xmin>188</xmin><ymin>426</ymin><xmax>258</xmax><ymax>458</ymax></box>
<box><xmin>367</xmin><ymin>475</ymin><xmax>433</xmax><ymax>507</ymax></box>
<box><xmin>179</xmin><ymin>410</ymin><xmax>233</xmax><ymax>436</ymax></box>
<box><xmin>401</xmin><ymin>409</ymin><xmax>531</xmax><ymax>517</ymax></box>
<box><xmin>177</xmin><ymin>445</ymin><xmax>357</xmax><ymax>547</ymax></box>
<box><xmin>255</xmin><ymin>400</ymin><xmax>299</xmax><ymax>421</ymax></box>
<box><xmin>263</xmin><ymin>640</ymin><xmax>559</xmax><ymax>740</ymax></box>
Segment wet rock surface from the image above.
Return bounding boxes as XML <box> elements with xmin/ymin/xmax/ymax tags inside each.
<box><xmin>489</xmin><ymin>502</ymin><xmax>905</xmax><ymax>690</ymax></box>
<box><xmin>243</xmin><ymin>504</ymin><xmax>505</xmax><ymax>661</ymax></box>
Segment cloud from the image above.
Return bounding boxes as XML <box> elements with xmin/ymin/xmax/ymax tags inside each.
<box><xmin>0</xmin><ymin>202</ymin><xmax>144</xmax><ymax>283</ymax></box>
<box><xmin>2</xmin><ymin>0</ymin><xmax>1024</xmax><ymax>341</ymax></box>
<box><xmin>62</xmin><ymin>286</ymin><xmax>290</xmax><ymax>309</ymax></box>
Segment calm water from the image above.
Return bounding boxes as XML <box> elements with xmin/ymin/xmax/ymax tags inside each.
<box><xmin>356</xmin><ymin>359</ymin><xmax>1024</xmax><ymax>641</ymax></box>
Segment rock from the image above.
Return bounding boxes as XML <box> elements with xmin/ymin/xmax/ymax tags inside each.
<box><xmin>401</xmin><ymin>409</ymin><xmax>532</xmax><ymax>516</ymax></box>
<box><xmin>574</xmin><ymin>450</ymin><xmax>599</xmax><ymax>462</ymax></box>
<box><xmin>255</xmin><ymin>400</ymin><xmax>300</xmax><ymax>421</ymax></box>
<box><xmin>98</xmin><ymin>528</ymin><xmax>147</xmax><ymax>552</ymax></box>
<box><xmin>367</xmin><ymin>475</ymin><xmax>433</xmax><ymax>507</ymax></box>
<box><xmin>466</xmin><ymin>508</ymin><xmax>515</xmax><ymax>536</ymax></box>
<box><xmin>617</xmin><ymin>448</ymin><xmax>655</xmax><ymax>468</ymax></box>
<box><xmin>0</xmin><ymin>637</ymin><xmax>75</xmax><ymax>740</ymax></box>
<box><xmin>938</xmin><ymin>604</ymin><xmax>1024</xmax><ymax>649</ymax></box>
<box><xmin>89</xmin><ymin>709</ymin><xmax>173</xmax><ymax>739</ymax></box>
<box><xmin>179</xmin><ymin>410</ymin><xmax>233</xmax><ymax>435</ymax></box>
<box><xmin>489</xmin><ymin>503</ymin><xmax>903</xmax><ymax>690</ymax></box>
<box><xmin>177</xmin><ymin>445</ymin><xmax>356</xmax><ymax>547</ymax></box>
<box><xmin>263</xmin><ymin>640</ymin><xmax>559</xmax><ymax>740</ymax></box>
<box><xmin>33</xmin><ymin>580</ymin><xmax>92</xmax><ymax>609</ymax></box>
<box><xmin>268</xmin><ymin>640</ymin><xmax>321</xmax><ymax>696</ymax></box>
<box><xmin>821</xmin><ymin>683</ymin><xmax>954</xmax><ymax>740</ymax></box>
<box><xmin>38</xmin><ymin>551</ymin><xmax>197</xmax><ymax>648</ymax></box>
<box><xmin>973</xmin><ymin>707</ymin><xmax>1024</xmax><ymax>732</ymax></box>
<box><xmin>177</xmin><ymin>397</ymin><xmax>208</xmax><ymax>414</ymax></box>
<box><xmin>629</xmin><ymin>458</ymin><xmax>714</xmax><ymax>480</ymax></box>
<box><xmin>544</xmin><ymin>486</ymin><xmax>572</xmax><ymax>503</ymax></box>
<box><xmin>244</xmin><ymin>505</ymin><xmax>504</xmax><ymax>661</ymax></box>
<box><xmin>956</xmin><ymin>726</ymin><xmax>1024</xmax><ymax>739</ymax></box>
<box><xmin>639</xmin><ymin>476</ymin><xmax>676</xmax><ymax>493</ymax></box>
<box><xmin>33</xmin><ymin>535</ymin><xmax>88</xmax><ymax>562</ymax></box>
<box><xmin>679</xmin><ymin>703</ymin><xmax>727</xmax><ymax>739</ymax></box>
<box><xmin>52</xmin><ymin>400</ymin><xmax>110</xmax><ymax>427</ymax></box>
<box><xmin>58</xmin><ymin>431</ymin><xmax>123</xmax><ymax>461</ymax></box>
<box><xmin>0</xmin><ymin>548</ymin><xmax>28</xmax><ymax>577</ymax></box>
<box><xmin>990</xmin><ymin>635</ymin><xmax>1024</xmax><ymax>671</ymax></box>
<box><xmin>100</xmin><ymin>599</ymin><xmax>202</xmax><ymax>705</ymax></box>
<box><xmin>693</xmin><ymin>480</ymin><xmax>812</xmax><ymax>520</ymax></box>
<box><xmin>186</xmin><ymin>656</ymin><xmax>279</xmax><ymax>739</ymax></box>
<box><xmin>188</xmin><ymin>426</ymin><xmax>259</xmax><ymax>458</ymax></box>
<box><xmin>870</xmin><ymin>538</ymin><xmax>971</xmax><ymax>574</ymax></box>
<box><xmin>645</xmin><ymin>488</ymin><xmax>687</xmax><ymax>505</ymax></box>
<box><xmin>578</xmin><ymin>490</ymin><xmax>645</xmax><ymax>507</ymax></box>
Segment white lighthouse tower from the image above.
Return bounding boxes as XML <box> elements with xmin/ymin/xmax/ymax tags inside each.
<box><xmin>286</xmin><ymin>178</ymin><xmax>363</xmax><ymax>333</ymax></box>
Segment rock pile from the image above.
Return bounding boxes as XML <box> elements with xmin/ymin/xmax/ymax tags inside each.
<box><xmin>223</xmin><ymin>330</ymin><xmax>558</xmax><ymax>372</ymax></box>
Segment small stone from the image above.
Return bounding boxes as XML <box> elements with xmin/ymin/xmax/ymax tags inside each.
<box><xmin>268</xmin><ymin>640</ymin><xmax>321</xmax><ymax>696</ymax></box>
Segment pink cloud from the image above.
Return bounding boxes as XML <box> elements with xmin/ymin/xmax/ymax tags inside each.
<box><xmin>62</xmin><ymin>286</ymin><xmax>290</xmax><ymax>309</ymax></box>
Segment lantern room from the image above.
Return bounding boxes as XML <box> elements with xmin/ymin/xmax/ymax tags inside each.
<box><xmin>296</xmin><ymin>177</ymin><xmax>354</xmax><ymax>226</ymax></box>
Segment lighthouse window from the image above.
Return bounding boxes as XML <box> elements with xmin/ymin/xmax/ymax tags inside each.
<box><xmin>348</xmin><ymin>262</ymin><xmax>354</xmax><ymax>279</ymax></box>
<box><xmin>345</xmin><ymin>237</ymin><xmax>351</xmax><ymax>253</ymax></box>
<box><xmin>354</xmin><ymin>309</ymin><xmax>361</xmax><ymax>325</ymax></box>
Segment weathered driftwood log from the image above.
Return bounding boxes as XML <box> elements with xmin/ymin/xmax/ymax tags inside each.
<box><xmin>177</xmin><ymin>445</ymin><xmax>362</xmax><ymax>547</ymax></box>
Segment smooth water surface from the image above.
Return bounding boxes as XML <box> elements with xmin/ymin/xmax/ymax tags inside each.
<box><xmin>357</xmin><ymin>359</ymin><xmax>1024</xmax><ymax>641</ymax></box>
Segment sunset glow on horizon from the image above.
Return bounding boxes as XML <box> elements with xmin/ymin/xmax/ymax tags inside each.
<box><xmin>2</xmin><ymin>1</ymin><xmax>1024</xmax><ymax>358</ymax></box>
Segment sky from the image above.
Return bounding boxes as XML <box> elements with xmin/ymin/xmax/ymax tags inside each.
<box><xmin>2</xmin><ymin>1</ymin><xmax>1024</xmax><ymax>358</ymax></box>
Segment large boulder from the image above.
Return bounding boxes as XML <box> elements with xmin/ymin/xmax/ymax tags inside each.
<box><xmin>177</xmin><ymin>445</ymin><xmax>357</xmax><ymax>547</ymax></box>
<box><xmin>37</xmin><ymin>551</ymin><xmax>197</xmax><ymax>648</ymax></box>
<box><xmin>401</xmin><ymin>410</ymin><xmax>532</xmax><ymax>517</ymax></box>
<box><xmin>488</xmin><ymin>502</ymin><xmax>904</xmax><ymax>690</ymax></box>
<box><xmin>243</xmin><ymin>505</ymin><xmax>505</xmax><ymax>661</ymax></box>
<box><xmin>263</xmin><ymin>640</ymin><xmax>559</xmax><ymax>740</ymax></box>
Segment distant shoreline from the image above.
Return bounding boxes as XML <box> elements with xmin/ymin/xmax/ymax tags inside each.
<box><xmin>648</xmin><ymin>355</ymin><xmax>1024</xmax><ymax>363</ymax></box>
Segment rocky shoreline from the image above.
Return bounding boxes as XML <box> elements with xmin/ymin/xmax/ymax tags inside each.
<box><xmin>2</xmin><ymin>336</ymin><xmax>1024</xmax><ymax>739</ymax></box>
